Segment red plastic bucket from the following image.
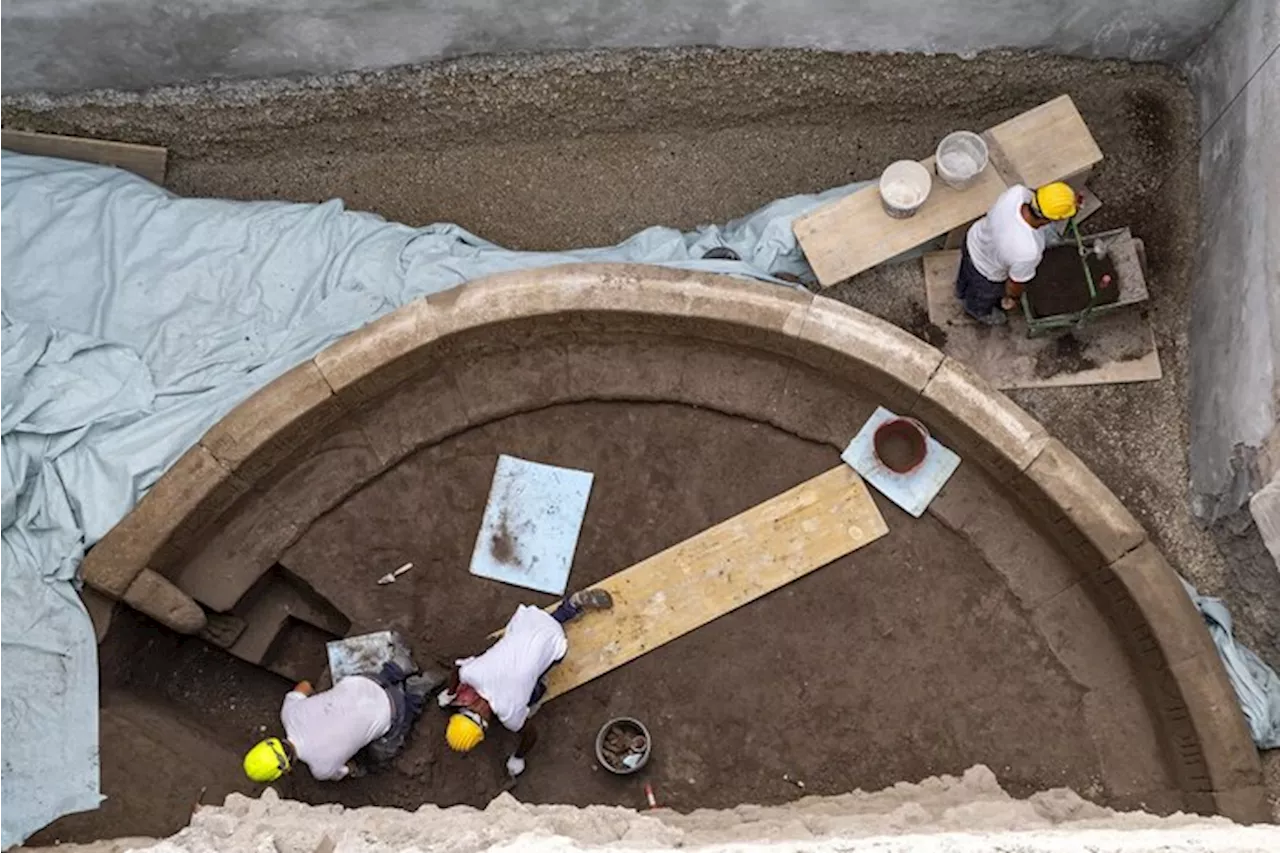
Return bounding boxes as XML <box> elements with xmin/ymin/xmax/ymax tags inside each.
<box><xmin>873</xmin><ymin>417</ymin><xmax>928</xmax><ymax>474</ymax></box>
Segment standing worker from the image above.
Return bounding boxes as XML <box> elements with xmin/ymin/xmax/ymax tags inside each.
<box><xmin>243</xmin><ymin>662</ymin><xmax>433</xmax><ymax>783</ymax></box>
<box><xmin>954</xmin><ymin>181</ymin><xmax>1079</xmax><ymax>325</ymax></box>
<box><xmin>437</xmin><ymin>588</ymin><xmax>614</xmax><ymax>777</ymax></box>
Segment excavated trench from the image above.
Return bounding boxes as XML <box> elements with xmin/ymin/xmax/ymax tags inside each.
<box><xmin>38</xmin><ymin>331</ymin><xmax>1188</xmax><ymax>843</ymax></box>
<box><xmin>16</xmin><ymin>46</ymin><xmax>1265</xmax><ymax>845</ymax></box>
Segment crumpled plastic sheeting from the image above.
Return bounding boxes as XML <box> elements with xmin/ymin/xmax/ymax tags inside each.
<box><xmin>0</xmin><ymin>151</ymin><xmax>866</xmax><ymax>847</ymax></box>
<box><xmin>1181</xmin><ymin>578</ymin><xmax>1280</xmax><ymax>749</ymax></box>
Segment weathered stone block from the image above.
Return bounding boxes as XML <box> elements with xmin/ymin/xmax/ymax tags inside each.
<box><xmin>200</xmin><ymin>361</ymin><xmax>345</xmax><ymax>483</ymax></box>
<box><xmin>123</xmin><ymin>568</ymin><xmax>207</xmax><ymax>634</ymax></box>
<box><xmin>352</xmin><ymin>366</ymin><xmax>472</xmax><ymax>468</ymax></box>
<box><xmin>313</xmin><ymin>298</ymin><xmax>443</xmax><ymax>404</ymax></box>
<box><xmin>1033</xmin><ymin>583</ymin><xmax>1135</xmax><ymax>691</ymax></box>
<box><xmin>1083</xmin><ymin>681</ymin><xmax>1177</xmax><ymax>796</ymax></box>
<box><xmin>1012</xmin><ymin>439</ymin><xmax>1146</xmax><ymax>569</ymax></box>
<box><xmin>1111</xmin><ymin>542</ymin><xmax>1217</xmax><ymax>668</ymax></box>
<box><xmin>794</xmin><ymin>296</ymin><xmax>943</xmax><ymax>411</ymax></box>
<box><xmin>912</xmin><ymin>357</ymin><xmax>1049</xmax><ymax>484</ymax></box>
<box><xmin>82</xmin><ymin>444</ymin><xmax>249</xmax><ymax>595</ymax></box>
<box><xmin>171</xmin><ymin>498</ymin><xmax>302</xmax><ymax>612</ymax></box>
<box><xmin>449</xmin><ymin>339</ymin><xmax>576</xmax><ymax>425</ymax></box>
<box><xmin>1171</xmin><ymin>652</ymin><xmax>1265</xmax><ymax>794</ymax></box>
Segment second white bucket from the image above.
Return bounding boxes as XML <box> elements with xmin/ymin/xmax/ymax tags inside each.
<box><xmin>934</xmin><ymin>131</ymin><xmax>989</xmax><ymax>190</ymax></box>
<box><xmin>879</xmin><ymin>160</ymin><xmax>932</xmax><ymax>219</ymax></box>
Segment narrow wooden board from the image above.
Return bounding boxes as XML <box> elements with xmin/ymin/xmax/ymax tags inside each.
<box><xmin>793</xmin><ymin>157</ymin><xmax>1007</xmax><ymax>286</ymax></box>
<box><xmin>921</xmin><ymin>250</ymin><xmax>1161</xmax><ymax>390</ymax></box>
<box><xmin>793</xmin><ymin>94</ymin><xmax>1104</xmax><ymax>287</ymax></box>
<box><xmin>541</xmin><ymin>465</ymin><xmax>888</xmax><ymax>699</ymax></box>
<box><xmin>982</xmin><ymin>95</ymin><xmax>1102</xmax><ymax>189</ymax></box>
<box><xmin>2</xmin><ymin>129</ymin><xmax>168</xmax><ymax>185</ymax></box>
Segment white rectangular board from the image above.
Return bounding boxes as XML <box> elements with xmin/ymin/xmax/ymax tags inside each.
<box><xmin>470</xmin><ymin>454</ymin><xmax>594</xmax><ymax>595</ymax></box>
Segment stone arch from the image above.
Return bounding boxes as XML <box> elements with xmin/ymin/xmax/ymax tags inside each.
<box><xmin>80</xmin><ymin>263</ymin><xmax>1264</xmax><ymax>820</ymax></box>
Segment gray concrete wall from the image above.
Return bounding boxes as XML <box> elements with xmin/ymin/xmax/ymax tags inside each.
<box><xmin>1</xmin><ymin>0</ymin><xmax>1233</xmax><ymax>94</ymax></box>
<box><xmin>1186</xmin><ymin>0</ymin><xmax>1280</xmax><ymax>523</ymax></box>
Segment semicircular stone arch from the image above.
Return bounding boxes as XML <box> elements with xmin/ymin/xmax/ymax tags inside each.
<box><xmin>81</xmin><ymin>263</ymin><xmax>1265</xmax><ymax>821</ymax></box>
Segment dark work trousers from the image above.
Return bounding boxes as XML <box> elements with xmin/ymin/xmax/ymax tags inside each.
<box><xmin>364</xmin><ymin>662</ymin><xmax>426</xmax><ymax>766</ymax></box>
<box><xmin>526</xmin><ymin>598</ymin><xmax>581</xmax><ymax>707</ymax></box>
<box><xmin>954</xmin><ymin>242</ymin><xmax>1006</xmax><ymax>319</ymax></box>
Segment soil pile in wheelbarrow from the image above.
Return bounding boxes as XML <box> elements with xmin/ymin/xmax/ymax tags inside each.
<box><xmin>1025</xmin><ymin>246</ymin><xmax>1120</xmax><ymax>319</ymax></box>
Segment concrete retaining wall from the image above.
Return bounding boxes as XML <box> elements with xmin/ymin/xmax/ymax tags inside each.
<box><xmin>1</xmin><ymin>0</ymin><xmax>1233</xmax><ymax>94</ymax></box>
<box><xmin>1185</xmin><ymin>0</ymin><xmax>1280</xmax><ymax>529</ymax></box>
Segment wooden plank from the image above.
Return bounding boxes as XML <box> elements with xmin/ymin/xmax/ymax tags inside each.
<box><xmin>2</xmin><ymin>129</ymin><xmax>167</xmax><ymax>185</ymax></box>
<box><xmin>541</xmin><ymin>465</ymin><xmax>888</xmax><ymax>698</ymax></box>
<box><xmin>982</xmin><ymin>95</ymin><xmax>1102</xmax><ymax>189</ymax></box>
<box><xmin>793</xmin><ymin>94</ymin><xmax>1104</xmax><ymax>287</ymax></box>
<box><xmin>921</xmin><ymin>249</ymin><xmax>1160</xmax><ymax>390</ymax></box>
<box><xmin>793</xmin><ymin>156</ymin><xmax>1007</xmax><ymax>286</ymax></box>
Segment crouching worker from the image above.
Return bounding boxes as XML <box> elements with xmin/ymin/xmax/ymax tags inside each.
<box><xmin>438</xmin><ymin>588</ymin><xmax>613</xmax><ymax>777</ymax></box>
<box><xmin>955</xmin><ymin>181</ymin><xmax>1079</xmax><ymax>325</ymax></box>
<box><xmin>244</xmin><ymin>662</ymin><xmax>434</xmax><ymax>783</ymax></box>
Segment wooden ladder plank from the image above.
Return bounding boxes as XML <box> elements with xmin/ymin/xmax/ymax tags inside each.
<box><xmin>2</xmin><ymin>129</ymin><xmax>168</xmax><ymax>185</ymax></box>
<box><xmin>542</xmin><ymin>465</ymin><xmax>888</xmax><ymax>699</ymax></box>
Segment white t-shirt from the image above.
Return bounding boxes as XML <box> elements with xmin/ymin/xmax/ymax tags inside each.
<box><xmin>281</xmin><ymin>676</ymin><xmax>392</xmax><ymax>781</ymax></box>
<box><xmin>966</xmin><ymin>185</ymin><xmax>1047</xmax><ymax>283</ymax></box>
<box><xmin>458</xmin><ymin>605</ymin><xmax>569</xmax><ymax>732</ymax></box>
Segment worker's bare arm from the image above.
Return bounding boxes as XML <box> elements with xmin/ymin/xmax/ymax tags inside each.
<box><xmin>293</xmin><ymin>680</ymin><xmax>314</xmax><ymax>696</ymax></box>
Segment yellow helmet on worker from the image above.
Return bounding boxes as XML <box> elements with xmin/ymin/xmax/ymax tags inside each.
<box><xmin>244</xmin><ymin>737</ymin><xmax>292</xmax><ymax>783</ymax></box>
<box><xmin>1033</xmin><ymin>182</ymin><xmax>1078</xmax><ymax>221</ymax></box>
<box><xmin>446</xmin><ymin>711</ymin><xmax>486</xmax><ymax>752</ymax></box>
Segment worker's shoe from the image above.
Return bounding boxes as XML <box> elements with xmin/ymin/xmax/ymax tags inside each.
<box><xmin>968</xmin><ymin>308</ymin><xmax>1008</xmax><ymax>326</ymax></box>
<box><xmin>568</xmin><ymin>588</ymin><xmax>614</xmax><ymax>612</ymax></box>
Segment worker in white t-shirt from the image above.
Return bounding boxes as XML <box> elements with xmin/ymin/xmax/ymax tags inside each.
<box><xmin>437</xmin><ymin>588</ymin><xmax>614</xmax><ymax>777</ymax></box>
<box><xmin>242</xmin><ymin>661</ymin><xmax>435</xmax><ymax>783</ymax></box>
<box><xmin>955</xmin><ymin>181</ymin><xmax>1079</xmax><ymax>325</ymax></box>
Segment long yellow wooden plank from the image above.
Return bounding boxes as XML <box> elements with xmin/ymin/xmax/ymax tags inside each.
<box><xmin>793</xmin><ymin>156</ymin><xmax>1007</xmax><ymax>287</ymax></box>
<box><xmin>983</xmin><ymin>95</ymin><xmax>1102</xmax><ymax>189</ymax></box>
<box><xmin>542</xmin><ymin>465</ymin><xmax>888</xmax><ymax>699</ymax></box>
<box><xmin>2</xmin><ymin>129</ymin><xmax>168</xmax><ymax>185</ymax></box>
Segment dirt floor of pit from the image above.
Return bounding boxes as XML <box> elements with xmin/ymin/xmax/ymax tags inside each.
<box><xmin>36</xmin><ymin>388</ymin><xmax>1187</xmax><ymax>843</ymax></box>
<box><xmin>11</xmin><ymin>48</ymin><xmax>1279</xmax><ymax>840</ymax></box>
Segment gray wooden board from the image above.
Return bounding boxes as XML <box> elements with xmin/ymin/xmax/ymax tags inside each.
<box><xmin>2</xmin><ymin>129</ymin><xmax>168</xmax><ymax>185</ymax></box>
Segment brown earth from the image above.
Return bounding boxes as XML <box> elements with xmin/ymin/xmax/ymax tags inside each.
<box><xmin>1025</xmin><ymin>247</ymin><xmax>1121</xmax><ymax>319</ymax></box>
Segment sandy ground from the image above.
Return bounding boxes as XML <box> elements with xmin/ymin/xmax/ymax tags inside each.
<box><xmin>31</xmin><ymin>766</ymin><xmax>1280</xmax><ymax>853</ymax></box>
<box><xmin>6</xmin><ymin>47</ymin><xmax>1278</xmax><ymax>836</ymax></box>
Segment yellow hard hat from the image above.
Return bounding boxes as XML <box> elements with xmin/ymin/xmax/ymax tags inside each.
<box><xmin>446</xmin><ymin>711</ymin><xmax>486</xmax><ymax>752</ymax></box>
<box><xmin>1034</xmin><ymin>182</ymin><xmax>1078</xmax><ymax>221</ymax></box>
<box><xmin>244</xmin><ymin>737</ymin><xmax>291</xmax><ymax>783</ymax></box>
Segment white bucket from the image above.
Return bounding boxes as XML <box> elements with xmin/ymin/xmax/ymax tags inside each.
<box><xmin>934</xmin><ymin>131</ymin><xmax>989</xmax><ymax>190</ymax></box>
<box><xmin>878</xmin><ymin>160</ymin><xmax>932</xmax><ymax>219</ymax></box>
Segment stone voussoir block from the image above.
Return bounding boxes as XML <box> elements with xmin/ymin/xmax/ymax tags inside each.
<box><xmin>1170</xmin><ymin>651</ymin><xmax>1265</xmax><ymax>795</ymax></box>
<box><xmin>313</xmin><ymin>297</ymin><xmax>444</xmax><ymax>404</ymax></box>
<box><xmin>1014</xmin><ymin>438</ymin><xmax>1147</xmax><ymax>568</ymax></box>
<box><xmin>796</xmin><ymin>295</ymin><xmax>944</xmax><ymax>406</ymax></box>
<box><xmin>123</xmin><ymin>568</ymin><xmax>207</xmax><ymax>634</ymax></box>
<box><xmin>1110</xmin><ymin>541</ymin><xmax>1218</xmax><ymax>668</ymax></box>
<box><xmin>200</xmin><ymin>361</ymin><xmax>345</xmax><ymax>484</ymax></box>
<box><xmin>81</xmin><ymin>443</ymin><xmax>249</xmax><ymax>596</ymax></box>
<box><xmin>911</xmin><ymin>357</ymin><xmax>1049</xmax><ymax>484</ymax></box>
